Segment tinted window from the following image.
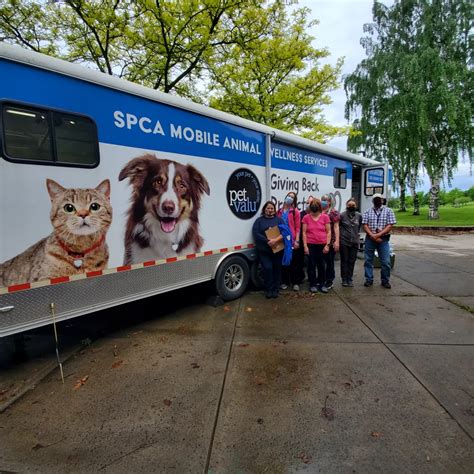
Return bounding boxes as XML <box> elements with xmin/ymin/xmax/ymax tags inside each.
<box><xmin>53</xmin><ymin>112</ymin><xmax>98</xmax><ymax>166</ymax></box>
<box><xmin>3</xmin><ymin>106</ymin><xmax>53</xmax><ymax>162</ymax></box>
<box><xmin>1</xmin><ymin>103</ymin><xmax>99</xmax><ymax>167</ymax></box>
<box><xmin>333</xmin><ymin>168</ymin><xmax>347</xmax><ymax>189</ymax></box>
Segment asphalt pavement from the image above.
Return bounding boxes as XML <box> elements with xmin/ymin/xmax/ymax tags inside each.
<box><xmin>0</xmin><ymin>233</ymin><xmax>473</xmax><ymax>473</ymax></box>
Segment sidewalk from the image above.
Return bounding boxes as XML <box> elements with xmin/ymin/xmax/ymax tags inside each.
<box><xmin>0</xmin><ymin>234</ymin><xmax>473</xmax><ymax>473</ymax></box>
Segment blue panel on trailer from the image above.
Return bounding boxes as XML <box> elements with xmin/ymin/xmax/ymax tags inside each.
<box><xmin>0</xmin><ymin>59</ymin><xmax>265</xmax><ymax>166</ymax></box>
<box><xmin>271</xmin><ymin>141</ymin><xmax>352</xmax><ymax>178</ymax></box>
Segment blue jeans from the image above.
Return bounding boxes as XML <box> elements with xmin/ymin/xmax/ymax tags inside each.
<box><xmin>258</xmin><ymin>250</ymin><xmax>282</xmax><ymax>293</ymax></box>
<box><xmin>364</xmin><ymin>237</ymin><xmax>391</xmax><ymax>283</ymax></box>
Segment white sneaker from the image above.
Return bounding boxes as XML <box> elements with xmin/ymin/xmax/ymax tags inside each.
<box><xmin>293</xmin><ymin>284</ymin><xmax>300</xmax><ymax>291</ymax></box>
<box><xmin>280</xmin><ymin>284</ymin><xmax>288</xmax><ymax>290</ymax></box>
<box><xmin>310</xmin><ymin>286</ymin><xmax>318</xmax><ymax>293</ymax></box>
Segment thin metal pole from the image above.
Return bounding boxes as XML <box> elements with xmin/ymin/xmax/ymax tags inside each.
<box><xmin>49</xmin><ymin>302</ymin><xmax>64</xmax><ymax>384</ymax></box>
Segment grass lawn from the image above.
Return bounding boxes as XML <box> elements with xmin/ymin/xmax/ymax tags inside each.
<box><xmin>394</xmin><ymin>203</ymin><xmax>474</xmax><ymax>226</ymax></box>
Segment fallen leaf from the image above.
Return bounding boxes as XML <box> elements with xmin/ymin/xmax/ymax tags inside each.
<box><xmin>191</xmin><ymin>363</ymin><xmax>200</xmax><ymax>369</ymax></box>
<box><xmin>32</xmin><ymin>443</ymin><xmax>45</xmax><ymax>451</ymax></box>
<box><xmin>297</xmin><ymin>452</ymin><xmax>313</xmax><ymax>464</ymax></box>
<box><xmin>257</xmin><ymin>418</ymin><xmax>264</xmax><ymax>424</ymax></box>
<box><xmin>163</xmin><ymin>399</ymin><xmax>172</xmax><ymax>406</ymax></box>
<box><xmin>336</xmin><ymin>320</ymin><xmax>345</xmax><ymax>324</ymax></box>
<box><xmin>320</xmin><ymin>407</ymin><xmax>335</xmax><ymax>421</ymax></box>
<box><xmin>245</xmin><ymin>307</ymin><xmax>253</xmax><ymax>312</ymax></box>
<box><xmin>0</xmin><ymin>388</ymin><xmax>9</xmax><ymax>396</ymax></box>
<box><xmin>160</xmin><ymin>336</ymin><xmax>168</xmax><ymax>343</ymax></box>
<box><xmin>113</xmin><ymin>345</ymin><xmax>118</xmax><ymax>357</ymax></box>
<box><xmin>371</xmin><ymin>431</ymin><xmax>382</xmax><ymax>438</ymax></box>
<box><xmin>238</xmin><ymin>343</ymin><xmax>249</xmax><ymax>347</ymax></box>
<box><xmin>223</xmin><ymin>306</ymin><xmax>231</xmax><ymax>312</ymax></box>
<box><xmin>254</xmin><ymin>376</ymin><xmax>266</xmax><ymax>386</ymax></box>
<box><xmin>111</xmin><ymin>360</ymin><xmax>124</xmax><ymax>369</ymax></box>
<box><xmin>73</xmin><ymin>375</ymin><xmax>89</xmax><ymax>390</ymax></box>
<box><xmin>278</xmin><ymin>339</ymin><xmax>289</xmax><ymax>344</ymax></box>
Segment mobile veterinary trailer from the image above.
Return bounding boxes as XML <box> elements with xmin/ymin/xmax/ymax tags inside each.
<box><xmin>0</xmin><ymin>44</ymin><xmax>389</xmax><ymax>337</ymax></box>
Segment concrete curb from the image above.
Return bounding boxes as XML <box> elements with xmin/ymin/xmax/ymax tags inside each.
<box><xmin>394</xmin><ymin>226</ymin><xmax>474</xmax><ymax>234</ymax></box>
<box><xmin>0</xmin><ymin>345</ymin><xmax>79</xmax><ymax>413</ymax></box>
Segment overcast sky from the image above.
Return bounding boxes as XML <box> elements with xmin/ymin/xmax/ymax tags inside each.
<box><xmin>296</xmin><ymin>0</ymin><xmax>472</xmax><ymax>191</ymax></box>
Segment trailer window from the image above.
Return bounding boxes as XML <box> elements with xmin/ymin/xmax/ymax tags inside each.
<box><xmin>3</xmin><ymin>106</ymin><xmax>53</xmax><ymax>162</ymax></box>
<box><xmin>1</xmin><ymin>103</ymin><xmax>99</xmax><ymax>167</ymax></box>
<box><xmin>333</xmin><ymin>168</ymin><xmax>347</xmax><ymax>189</ymax></box>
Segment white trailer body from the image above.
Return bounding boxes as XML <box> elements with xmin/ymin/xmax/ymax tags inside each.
<box><xmin>0</xmin><ymin>44</ymin><xmax>386</xmax><ymax>337</ymax></box>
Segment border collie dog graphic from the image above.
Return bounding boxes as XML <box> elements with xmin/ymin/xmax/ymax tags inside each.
<box><xmin>119</xmin><ymin>154</ymin><xmax>210</xmax><ymax>264</ymax></box>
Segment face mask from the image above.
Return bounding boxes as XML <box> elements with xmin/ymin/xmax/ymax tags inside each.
<box><xmin>373</xmin><ymin>199</ymin><xmax>382</xmax><ymax>207</ymax></box>
<box><xmin>347</xmin><ymin>206</ymin><xmax>356</xmax><ymax>212</ymax></box>
<box><xmin>284</xmin><ymin>196</ymin><xmax>293</xmax><ymax>205</ymax></box>
<box><xmin>321</xmin><ymin>200</ymin><xmax>329</xmax><ymax>209</ymax></box>
<box><xmin>310</xmin><ymin>205</ymin><xmax>320</xmax><ymax>213</ymax></box>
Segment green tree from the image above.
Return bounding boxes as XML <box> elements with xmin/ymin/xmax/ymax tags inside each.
<box><xmin>345</xmin><ymin>0</ymin><xmax>472</xmax><ymax>220</ymax></box>
<box><xmin>0</xmin><ymin>0</ymin><xmax>345</xmax><ymax>142</ymax></box>
<box><xmin>208</xmin><ymin>5</ymin><xmax>346</xmax><ymax>142</ymax></box>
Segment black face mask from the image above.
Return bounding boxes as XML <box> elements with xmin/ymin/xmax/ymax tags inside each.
<box><xmin>347</xmin><ymin>207</ymin><xmax>356</xmax><ymax>213</ymax></box>
<box><xmin>310</xmin><ymin>205</ymin><xmax>320</xmax><ymax>213</ymax></box>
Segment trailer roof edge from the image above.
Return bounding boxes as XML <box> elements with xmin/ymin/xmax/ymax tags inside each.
<box><xmin>0</xmin><ymin>43</ymin><xmax>378</xmax><ymax>166</ymax></box>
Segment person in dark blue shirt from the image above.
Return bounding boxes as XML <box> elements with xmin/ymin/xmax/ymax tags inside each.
<box><xmin>252</xmin><ymin>201</ymin><xmax>284</xmax><ymax>298</ymax></box>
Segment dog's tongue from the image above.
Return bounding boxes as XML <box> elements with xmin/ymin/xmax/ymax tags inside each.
<box><xmin>160</xmin><ymin>218</ymin><xmax>176</xmax><ymax>233</ymax></box>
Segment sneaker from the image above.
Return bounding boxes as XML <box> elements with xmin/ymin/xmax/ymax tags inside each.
<box><xmin>293</xmin><ymin>284</ymin><xmax>300</xmax><ymax>291</ymax></box>
<box><xmin>280</xmin><ymin>284</ymin><xmax>288</xmax><ymax>290</ymax></box>
<box><xmin>364</xmin><ymin>280</ymin><xmax>373</xmax><ymax>287</ymax></box>
<box><xmin>310</xmin><ymin>286</ymin><xmax>318</xmax><ymax>293</ymax></box>
<box><xmin>272</xmin><ymin>290</ymin><xmax>279</xmax><ymax>298</ymax></box>
<box><xmin>341</xmin><ymin>280</ymin><xmax>349</xmax><ymax>287</ymax></box>
<box><xmin>265</xmin><ymin>291</ymin><xmax>272</xmax><ymax>299</ymax></box>
<box><xmin>347</xmin><ymin>280</ymin><xmax>354</xmax><ymax>287</ymax></box>
<box><xmin>325</xmin><ymin>282</ymin><xmax>334</xmax><ymax>290</ymax></box>
<box><xmin>381</xmin><ymin>281</ymin><xmax>392</xmax><ymax>289</ymax></box>
<box><xmin>319</xmin><ymin>286</ymin><xmax>329</xmax><ymax>294</ymax></box>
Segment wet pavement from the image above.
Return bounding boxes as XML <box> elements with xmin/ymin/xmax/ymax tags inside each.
<box><xmin>0</xmin><ymin>234</ymin><xmax>473</xmax><ymax>473</ymax></box>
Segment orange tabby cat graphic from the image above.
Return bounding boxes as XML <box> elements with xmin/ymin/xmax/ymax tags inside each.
<box><xmin>0</xmin><ymin>179</ymin><xmax>112</xmax><ymax>287</ymax></box>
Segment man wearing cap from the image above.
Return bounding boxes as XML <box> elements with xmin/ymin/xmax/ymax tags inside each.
<box><xmin>362</xmin><ymin>193</ymin><xmax>396</xmax><ymax>288</ymax></box>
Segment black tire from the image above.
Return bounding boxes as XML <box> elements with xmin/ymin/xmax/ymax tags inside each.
<box><xmin>250</xmin><ymin>259</ymin><xmax>264</xmax><ymax>290</ymax></box>
<box><xmin>215</xmin><ymin>255</ymin><xmax>250</xmax><ymax>301</ymax></box>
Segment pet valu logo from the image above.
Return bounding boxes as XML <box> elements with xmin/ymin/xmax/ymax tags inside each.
<box><xmin>226</xmin><ymin>168</ymin><xmax>262</xmax><ymax>220</ymax></box>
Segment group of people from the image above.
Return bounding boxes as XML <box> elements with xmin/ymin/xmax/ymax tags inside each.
<box><xmin>252</xmin><ymin>192</ymin><xmax>396</xmax><ymax>298</ymax></box>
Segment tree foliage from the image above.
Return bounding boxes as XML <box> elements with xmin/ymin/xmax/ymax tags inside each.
<box><xmin>345</xmin><ymin>0</ymin><xmax>472</xmax><ymax>219</ymax></box>
<box><xmin>208</xmin><ymin>5</ymin><xmax>346</xmax><ymax>142</ymax></box>
<box><xmin>0</xmin><ymin>0</ymin><xmax>345</xmax><ymax>142</ymax></box>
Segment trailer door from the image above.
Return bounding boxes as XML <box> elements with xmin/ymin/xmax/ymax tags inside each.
<box><xmin>360</xmin><ymin>163</ymin><xmax>389</xmax><ymax>214</ymax></box>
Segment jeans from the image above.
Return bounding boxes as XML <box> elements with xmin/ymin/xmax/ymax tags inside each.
<box><xmin>258</xmin><ymin>250</ymin><xmax>282</xmax><ymax>292</ymax></box>
<box><xmin>323</xmin><ymin>247</ymin><xmax>336</xmax><ymax>285</ymax></box>
<box><xmin>340</xmin><ymin>243</ymin><xmax>359</xmax><ymax>282</ymax></box>
<box><xmin>364</xmin><ymin>237</ymin><xmax>391</xmax><ymax>283</ymax></box>
<box><xmin>307</xmin><ymin>244</ymin><xmax>326</xmax><ymax>288</ymax></box>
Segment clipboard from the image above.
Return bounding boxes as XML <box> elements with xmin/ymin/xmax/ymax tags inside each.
<box><xmin>265</xmin><ymin>226</ymin><xmax>284</xmax><ymax>253</ymax></box>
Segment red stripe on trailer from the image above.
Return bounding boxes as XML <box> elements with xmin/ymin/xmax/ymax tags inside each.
<box><xmin>8</xmin><ymin>283</ymin><xmax>31</xmax><ymax>293</ymax></box>
<box><xmin>247</xmin><ymin>243</ymin><xmax>255</xmax><ymax>248</ymax></box>
<box><xmin>166</xmin><ymin>257</ymin><xmax>178</xmax><ymax>263</ymax></box>
<box><xmin>234</xmin><ymin>245</ymin><xmax>242</xmax><ymax>250</ymax></box>
<box><xmin>117</xmin><ymin>265</ymin><xmax>131</xmax><ymax>272</ymax></box>
<box><xmin>86</xmin><ymin>271</ymin><xmax>102</xmax><ymax>278</ymax></box>
<box><xmin>143</xmin><ymin>260</ymin><xmax>156</xmax><ymax>267</ymax></box>
<box><xmin>51</xmin><ymin>276</ymin><xmax>70</xmax><ymax>284</ymax></box>
<box><xmin>204</xmin><ymin>251</ymin><xmax>213</xmax><ymax>256</ymax></box>
<box><xmin>220</xmin><ymin>248</ymin><xmax>228</xmax><ymax>253</ymax></box>
<box><xmin>186</xmin><ymin>254</ymin><xmax>196</xmax><ymax>259</ymax></box>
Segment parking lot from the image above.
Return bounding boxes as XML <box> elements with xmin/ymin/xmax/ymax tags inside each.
<box><xmin>1</xmin><ymin>233</ymin><xmax>473</xmax><ymax>473</ymax></box>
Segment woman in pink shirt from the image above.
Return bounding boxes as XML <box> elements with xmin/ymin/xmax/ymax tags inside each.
<box><xmin>302</xmin><ymin>198</ymin><xmax>331</xmax><ymax>293</ymax></box>
<box><xmin>277</xmin><ymin>192</ymin><xmax>302</xmax><ymax>291</ymax></box>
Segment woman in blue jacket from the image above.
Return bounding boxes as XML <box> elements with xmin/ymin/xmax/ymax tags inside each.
<box><xmin>252</xmin><ymin>201</ymin><xmax>284</xmax><ymax>298</ymax></box>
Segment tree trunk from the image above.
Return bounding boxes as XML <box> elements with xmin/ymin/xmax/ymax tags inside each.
<box><xmin>428</xmin><ymin>176</ymin><xmax>441</xmax><ymax>220</ymax></box>
<box><xmin>399</xmin><ymin>182</ymin><xmax>407</xmax><ymax>212</ymax></box>
<box><xmin>409</xmin><ymin>172</ymin><xmax>419</xmax><ymax>215</ymax></box>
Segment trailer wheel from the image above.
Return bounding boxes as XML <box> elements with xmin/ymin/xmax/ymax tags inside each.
<box><xmin>250</xmin><ymin>260</ymin><xmax>264</xmax><ymax>290</ymax></box>
<box><xmin>215</xmin><ymin>255</ymin><xmax>250</xmax><ymax>301</ymax></box>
